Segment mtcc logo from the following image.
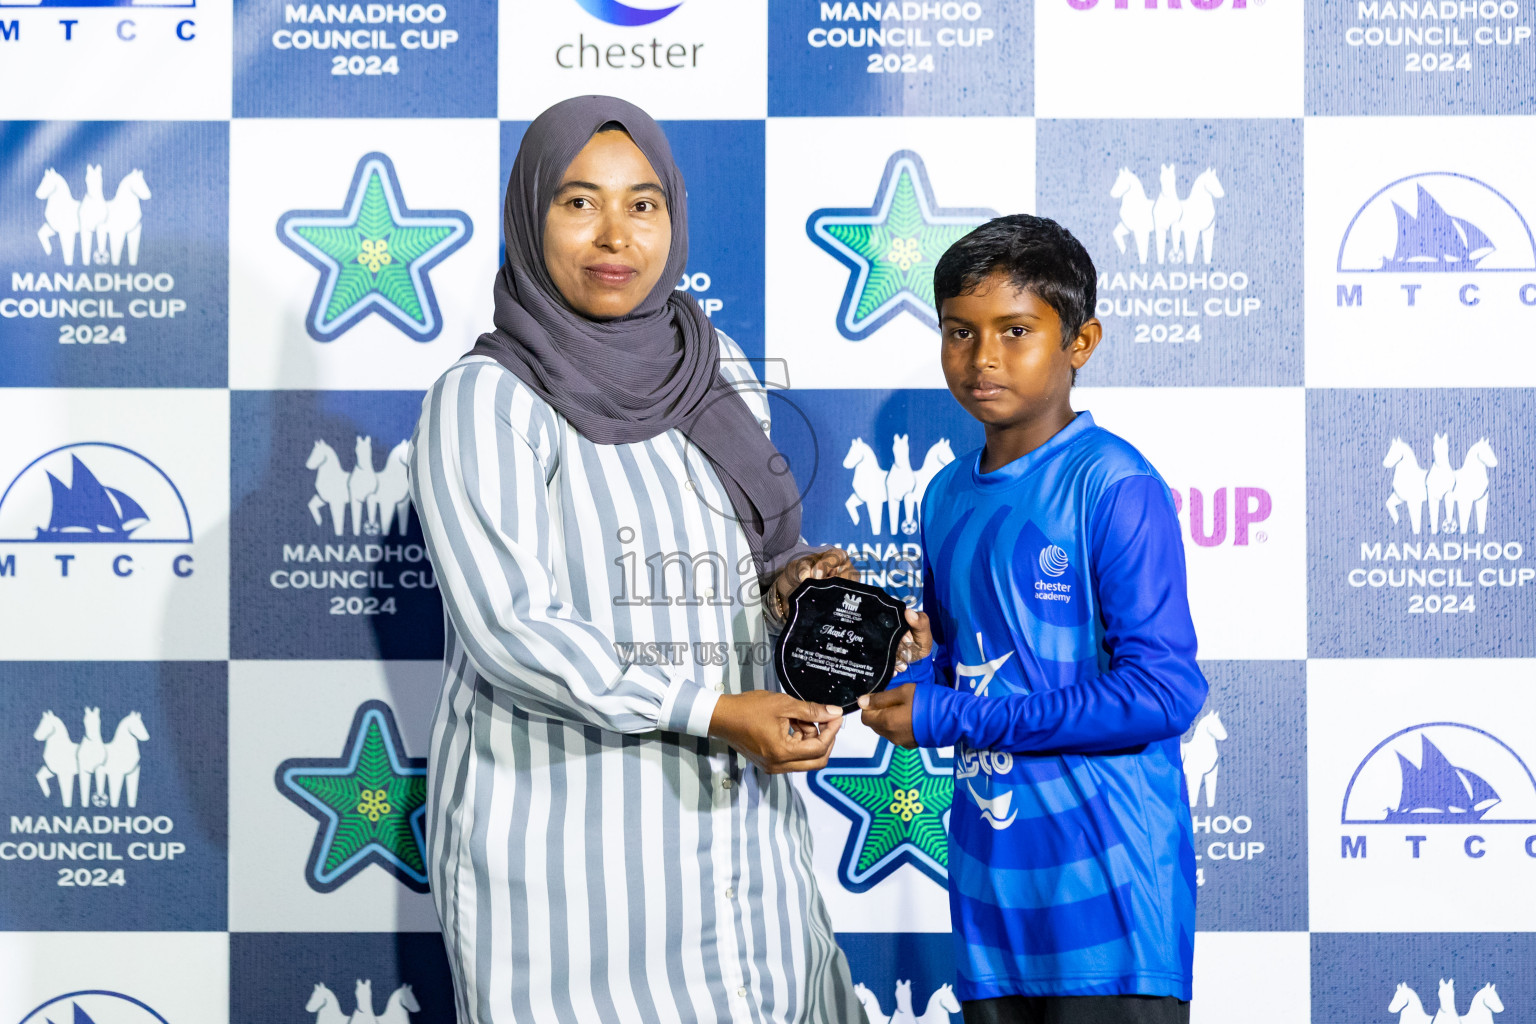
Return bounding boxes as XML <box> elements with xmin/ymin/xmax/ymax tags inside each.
<box><xmin>0</xmin><ymin>0</ymin><xmax>191</xmax><ymax>5</ymax></box>
<box><xmin>278</xmin><ymin>152</ymin><xmax>471</xmax><ymax>343</ymax></box>
<box><xmin>808</xmin><ymin>151</ymin><xmax>995</xmax><ymax>340</ymax></box>
<box><xmin>307</xmin><ymin>979</ymin><xmax>419</xmax><ymax>1024</ymax></box>
<box><xmin>1389</xmin><ymin>979</ymin><xmax>1504</xmax><ymax>1024</ymax></box>
<box><xmin>854</xmin><ymin>980</ymin><xmax>961</xmax><ymax>1024</ymax></box>
<box><xmin>0</xmin><ymin>443</ymin><xmax>194</xmax><ymax>580</ymax></box>
<box><xmin>17</xmin><ymin>992</ymin><xmax>172</xmax><ymax>1024</ymax></box>
<box><xmin>1335</xmin><ymin>172</ymin><xmax>1536</xmax><ymax>310</ymax></box>
<box><xmin>0</xmin><ymin>0</ymin><xmax>198</xmax><ymax>46</ymax></box>
<box><xmin>1339</xmin><ymin>722</ymin><xmax>1536</xmax><ymax>863</ymax></box>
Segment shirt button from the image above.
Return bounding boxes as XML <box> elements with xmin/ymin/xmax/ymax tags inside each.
<box><xmin>713</xmin><ymin>682</ymin><xmax>725</xmax><ymax>693</ymax></box>
<box><xmin>725</xmin><ymin>887</ymin><xmax>735</xmax><ymax>899</ymax></box>
<box><xmin>721</xmin><ymin>777</ymin><xmax>733</xmax><ymax>790</ymax></box>
<box><xmin>702</xmin><ymin>587</ymin><xmax>715</xmax><ymax>599</ymax></box>
<box><xmin>685</xmin><ymin>479</ymin><xmax>695</xmax><ymax>491</ymax></box>
<box><xmin>736</xmin><ymin>987</ymin><xmax>747</xmax><ymax>999</ymax></box>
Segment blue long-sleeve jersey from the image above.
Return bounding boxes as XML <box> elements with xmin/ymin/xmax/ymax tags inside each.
<box><xmin>902</xmin><ymin>411</ymin><xmax>1207</xmax><ymax>1002</ymax></box>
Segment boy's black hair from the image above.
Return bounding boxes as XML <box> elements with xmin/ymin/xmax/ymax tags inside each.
<box><xmin>933</xmin><ymin>213</ymin><xmax>1098</xmax><ymax>366</ymax></box>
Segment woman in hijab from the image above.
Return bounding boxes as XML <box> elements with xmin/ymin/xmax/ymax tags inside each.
<box><xmin>409</xmin><ymin>96</ymin><xmax>878</xmax><ymax>1023</ymax></box>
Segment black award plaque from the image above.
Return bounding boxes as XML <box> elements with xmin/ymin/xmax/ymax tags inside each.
<box><xmin>774</xmin><ymin>577</ymin><xmax>909</xmax><ymax>711</ymax></box>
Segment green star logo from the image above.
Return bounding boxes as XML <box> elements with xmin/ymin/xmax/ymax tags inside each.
<box><xmin>807</xmin><ymin>739</ymin><xmax>953</xmax><ymax>892</ymax></box>
<box><xmin>807</xmin><ymin>150</ymin><xmax>996</xmax><ymax>340</ymax></box>
<box><xmin>276</xmin><ymin>700</ymin><xmax>429</xmax><ymax>893</ymax></box>
<box><xmin>278</xmin><ymin>152</ymin><xmax>471</xmax><ymax>342</ymax></box>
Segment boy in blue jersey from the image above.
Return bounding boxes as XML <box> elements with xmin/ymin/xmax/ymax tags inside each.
<box><xmin>860</xmin><ymin>214</ymin><xmax>1208</xmax><ymax>1024</ymax></box>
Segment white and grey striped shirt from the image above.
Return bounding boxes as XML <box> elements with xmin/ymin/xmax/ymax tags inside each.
<box><xmin>409</xmin><ymin>336</ymin><xmax>863</xmax><ymax>1024</ymax></box>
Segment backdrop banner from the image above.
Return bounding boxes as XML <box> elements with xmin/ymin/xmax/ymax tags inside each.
<box><xmin>1</xmin><ymin>1</ymin><xmax>1535</xmax><ymax>1021</ymax></box>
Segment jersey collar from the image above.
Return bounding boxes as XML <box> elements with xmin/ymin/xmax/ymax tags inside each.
<box><xmin>969</xmin><ymin>410</ymin><xmax>1096</xmax><ymax>491</ymax></box>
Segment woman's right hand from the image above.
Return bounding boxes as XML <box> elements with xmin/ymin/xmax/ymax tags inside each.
<box><xmin>708</xmin><ymin>691</ymin><xmax>844</xmax><ymax>774</ymax></box>
<box><xmin>767</xmin><ymin>547</ymin><xmax>861</xmax><ymax>627</ymax></box>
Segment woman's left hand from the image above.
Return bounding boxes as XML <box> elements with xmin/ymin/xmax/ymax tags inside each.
<box><xmin>768</xmin><ymin>547</ymin><xmax>859</xmax><ymax>625</ymax></box>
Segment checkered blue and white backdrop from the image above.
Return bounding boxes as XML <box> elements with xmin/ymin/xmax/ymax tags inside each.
<box><xmin>1</xmin><ymin>1</ymin><xmax>1535</xmax><ymax>1021</ymax></box>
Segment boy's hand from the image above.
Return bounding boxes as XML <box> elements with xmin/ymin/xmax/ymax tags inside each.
<box><xmin>894</xmin><ymin>608</ymin><xmax>932</xmax><ymax>675</ymax></box>
<box><xmin>858</xmin><ymin>683</ymin><xmax>918</xmax><ymax>749</ymax></box>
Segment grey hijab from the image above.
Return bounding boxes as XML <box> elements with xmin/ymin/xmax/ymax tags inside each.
<box><xmin>470</xmin><ymin>95</ymin><xmax>804</xmax><ymax>579</ymax></box>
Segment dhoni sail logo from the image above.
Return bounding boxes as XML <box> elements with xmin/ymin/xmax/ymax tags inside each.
<box><xmin>0</xmin><ymin>443</ymin><xmax>191</xmax><ymax>544</ymax></box>
<box><xmin>1334</xmin><ymin>172</ymin><xmax>1536</xmax><ymax>310</ymax></box>
<box><xmin>1337</xmin><ymin>172</ymin><xmax>1536</xmax><ymax>275</ymax></box>
<box><xmin>1341</xmin><ymin>723</ymin><xmax>1536</xmax><ymax>825</ymax></box>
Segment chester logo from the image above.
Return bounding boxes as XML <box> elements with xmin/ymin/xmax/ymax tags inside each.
<box><xmin>573</xmin><ymin>0</ymin><xmax>681</xmax><ymax>26</ymax></box>
<box><xmin>278</xmin><ymin>152</ymin><xmax>470</xmax><ymax>343</ymax></box>
<box><xmin>807</xmin><ymin>150</ymin><xmax>995</xmax><ymax>340</ymax></box>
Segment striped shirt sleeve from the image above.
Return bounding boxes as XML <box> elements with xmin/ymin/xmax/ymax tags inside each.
<box><xmin>409</xmin><ymin>359</ymin><xmax>721</xmax><ymax>738</ymax></box>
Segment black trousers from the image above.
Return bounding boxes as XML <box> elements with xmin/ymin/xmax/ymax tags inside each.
<box><xmin>960</xmin><ymin>994</ymin><xmax>1191</xmax><ymax>1024</ymax></box>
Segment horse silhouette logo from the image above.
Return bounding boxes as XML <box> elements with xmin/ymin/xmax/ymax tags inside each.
<box><xmin>844</xmin><ymin>435</ymin><xmax>954</xmax><ymax>536</ymax></box>
<box><xmin>306</xmin><ymin>979</ymin><xmax>419</xmax><ymax>1024</ymax></box>
<box><xmin>1181</xmin><ymin>709</ymin><xmax>1227</xmax><ymax>808</ymax></box>
<box><xmin>0</xmin><ymin>442</ymin><xmax>193</xmax><ymax>544</ymax></box>
<box><xmin>35</xmin><ymin>165</ymin><xmax>151</xmax><ymax>267</ymax></box>
<box><xmin>1111</xmin><ymin>164</ymin><xmax>1225</xmax><ymax>265</ymax></box>
<box><xmin>1389</xmin><ymin>979</ymin><xmax>1504</xmax><ymax>1024</ymax></box>
<box><xmin>1382</xmin><ymin>434</ymin><xmax>1498</xmax><ymax>535</ymax></box>
<box><xmin>1342</xmin><ymin>723</ymin><xmax>1536</xmax><ymax>825</ymax></box>
<box><xmin>34</xmin><ymin>707</ymin><xmax>149</xmax><ymax>809</ymax></box>
<box><xmin>854</xmin><ymin>979</ymin><xmax>962</xmax><ymax>1023</ymax></box>
<box><xmin>307</xmin><ymin>437</ymin><xmax>412</xmax><ymax>537</ymax></box>
<box><xmin>1338</xmin><ymin>172</ymin><xmax>1536</xmax><ymax>273</ymax></box>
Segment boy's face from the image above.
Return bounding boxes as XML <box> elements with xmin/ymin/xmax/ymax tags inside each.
<box><xmin>939</xmin><ymin>271</ymin><xmax>1100</xmax><ymax>431</ymax></box>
